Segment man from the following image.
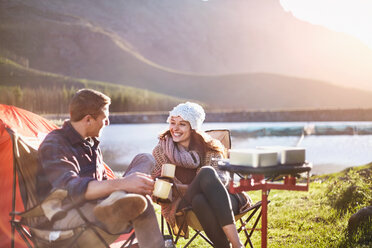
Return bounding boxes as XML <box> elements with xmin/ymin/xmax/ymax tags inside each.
<box><xmin>37</xmin><ymin>88</ymin><xmax>164</xmax><ymax>247</ymax></box>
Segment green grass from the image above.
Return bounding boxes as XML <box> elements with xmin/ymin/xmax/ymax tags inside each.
<box><xmin>153</xmin><ymin>164</ymin><xmax>372</xmax><ymax>247</ymax></box>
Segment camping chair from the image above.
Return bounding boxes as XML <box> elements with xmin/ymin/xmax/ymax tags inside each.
<box><xmin>7</xmin><ymin>128</ymin><xmax>136</xmax><ymax>248</ymax></box>
<box><xmin>160</xmin><ymin>129</ymin><xmax>264</xmax><ymax>248</ymax></box>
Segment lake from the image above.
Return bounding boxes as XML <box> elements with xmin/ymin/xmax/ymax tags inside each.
<box><xmin>99</xmin><ymin>122</ymin><xmax>372</xmax><ymax>175</ymax></box>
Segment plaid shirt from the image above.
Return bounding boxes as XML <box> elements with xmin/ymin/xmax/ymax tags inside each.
<box><xmin>38</xmin><ymin>121</ymin><xmax>107</xmax><ymax>203</ymax></box>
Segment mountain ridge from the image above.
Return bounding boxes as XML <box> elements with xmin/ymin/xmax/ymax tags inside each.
<box><xmin>0</xmin><ymin>56</ymin><xmax>186</xmax><ymax>113</ymax></box>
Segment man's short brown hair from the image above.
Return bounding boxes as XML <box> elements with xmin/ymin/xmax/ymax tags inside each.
<box><xmin>69</xmin><ymin>89</ymin><xmax>111</xmax><ymax>122</ymax></box>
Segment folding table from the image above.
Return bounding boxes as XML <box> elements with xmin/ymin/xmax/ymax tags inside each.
<box><xmin>218</xmin><ymin>162</ymin><xmax>312</xmax><ymax>248</ymax></box>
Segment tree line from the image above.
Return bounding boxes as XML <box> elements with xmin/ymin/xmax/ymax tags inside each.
<box><xmin>0</xmin><ymin>85</ymin><xmax>181</xmax><ymax>114</ymax></box>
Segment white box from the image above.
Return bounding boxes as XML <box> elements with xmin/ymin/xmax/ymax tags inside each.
<box><xmin>257</xmin><ymin>146</ymin><xmax>305</xmax><ymax>165</ymax></box>
<box><xmin>229</xmin><ymin>149</ymin><xmax>278</xmax><ymax>167</ymax></box>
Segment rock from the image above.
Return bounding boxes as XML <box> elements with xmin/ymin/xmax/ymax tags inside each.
<box><xmin>348</xmin><ymin>206</ymin><xmax>372</xmax><ymax>235</ymax></box>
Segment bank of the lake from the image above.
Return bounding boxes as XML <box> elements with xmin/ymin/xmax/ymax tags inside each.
<box><xmin>44</xmin><ymin>108</ymin><xmax>372</xmax><ymax>124</ymax></box>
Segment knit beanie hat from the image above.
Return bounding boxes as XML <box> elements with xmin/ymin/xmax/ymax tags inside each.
<box><xmin>167</xmin><ymin>102</ymin><xmax>206</xmax><ymax>130</ymax></box>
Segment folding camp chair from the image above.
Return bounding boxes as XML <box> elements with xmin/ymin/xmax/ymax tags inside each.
<box><xmin>7</xmin><ymin>128</ymin><xmax>136</xmax><ymax>248</ymax></box>
<box><xmin>160</xmin><ymin>129</ymin><xmax>264</xmax><ymax>248</ymax></box>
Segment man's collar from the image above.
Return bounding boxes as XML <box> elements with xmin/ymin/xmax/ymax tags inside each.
<box><xmin>62</xmin><ymin>120</ymin><xmax>85</xmax><ymax>145</ymax></box>
<box><xmin>62</xmin><ymin>120</ymin><xmax>100</xmax><ymax>147</ymax></box>
<box><xmin>86</xmin><ymin>136</ymin><xmax>100</xmax><ymax>148</ymax></box>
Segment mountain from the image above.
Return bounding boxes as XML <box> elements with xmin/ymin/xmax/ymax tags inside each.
<box><xmin>0</xmin><ymin>56</ymin><xmax>184</xmax><ymax>113</ymax></box>
<box><xmin>1</xmin><ymin>0</ymin><xmax>372</xmax><ymax>111</ymax></box>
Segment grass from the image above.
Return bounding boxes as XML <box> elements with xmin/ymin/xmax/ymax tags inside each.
<box><xmin>153</xmin><ymin>163</ymin><xmax>372</xmax><ymax>247</ymax></box>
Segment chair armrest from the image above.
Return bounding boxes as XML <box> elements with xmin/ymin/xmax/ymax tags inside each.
<box><xmin>17</xmin><ymin>189</ymin><xmax>68</xmax><ymax>223</ymax></box>
<box><xmin>40</xmin><ymin>189</ymin><xmax>68</xmax><ymax>222</ymax></box>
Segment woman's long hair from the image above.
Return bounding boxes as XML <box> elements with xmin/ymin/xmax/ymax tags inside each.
<box><xmin>159</xmin><ymin>129</ymin><xmax>227</xmax><ymax>164</ymax></box>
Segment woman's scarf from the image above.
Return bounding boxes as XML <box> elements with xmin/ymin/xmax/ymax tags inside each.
<box><xmin>160</xmin><ymin>135</ymin><xmax>200</xmax><ymax>169</ymax></box>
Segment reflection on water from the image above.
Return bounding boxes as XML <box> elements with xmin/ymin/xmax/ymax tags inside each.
<box><xmin>100</xmin><ymin>123</ymin><xmax>167</xmax><ymax>171</ymax></box>
<box><xmin>100</xmin><ymin>122</ymin><xmax>372</xmax><ymax>175</ymax></box>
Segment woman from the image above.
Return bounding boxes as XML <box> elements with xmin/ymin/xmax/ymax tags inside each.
<box><xmin>151</xmin><ymin>102</ymin><xmax>250</xmax><ymax>248</ymax></box>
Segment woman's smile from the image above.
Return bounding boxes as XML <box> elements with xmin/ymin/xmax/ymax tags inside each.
<box><xmin>169</xmin><ymin>116</ymin><xmax>192</xmax><ymax>148</ymax></box>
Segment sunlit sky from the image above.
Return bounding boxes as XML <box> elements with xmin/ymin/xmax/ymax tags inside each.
<box><xmin>280</xmin><ymin>0</ymin><xmax>372</xmax><ymax>50</ymax></box>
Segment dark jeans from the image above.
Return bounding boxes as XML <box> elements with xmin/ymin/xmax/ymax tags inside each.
<box><xmin>177</xmin><ymin>166</ymin><xmax>239</xmax><ymax>248</ymax></box>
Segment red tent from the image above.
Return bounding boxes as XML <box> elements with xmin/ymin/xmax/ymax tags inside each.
<box><xmin>0</xmin><ymin>104</ymin><xmax>122</xmax><ymax>248</ymax></box>
<box><xmin>0</xmin><ymin>104</ymin><xmax>58</xmax><ymax>248</ymax></box>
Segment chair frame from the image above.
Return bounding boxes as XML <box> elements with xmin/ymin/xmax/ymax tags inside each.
<box><xmin>160</xmin><ymin>199</ymin><xmax>265</xmax><ymax>248</ymax></box>
<box><xmin>8</xmin><ymin>129</ymin><xmax>135</xmax><ymax>248</ymax></box>
<box><xmin>157</xmin><ymin>129</ymin><xmax>266</xmax><ymax>248</ymax></box>
<box><xmin>161</xmin><ymin>212</ymin><xmax>214</xmax><ymax>248</ymax></box>
<box><xmin>161</xmin><ymin>201</ymin><xmax>262</xmax><ymax>248</ymax></box>
<box><xmin>160</xmin><ymin>129</ymin><xmax>265</xmax><ymax>247</ymax></box>
<box><xmin>236</xmin><ymin>201</ymin><xmax>265</xmax><ymax>248</ymax></box>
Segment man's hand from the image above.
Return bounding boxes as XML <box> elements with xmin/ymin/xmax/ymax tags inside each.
<box><xmin>120</xmin><ymin>172</ymin><xmax>154</xmax><ymax>196</ymax></box>
<box><xmin>85</xmin><ymin>172</ymin><xmax>154</xmax><ymax>200</ymax></box>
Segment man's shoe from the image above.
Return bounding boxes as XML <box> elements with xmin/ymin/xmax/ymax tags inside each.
<box><xmin>93</xmin><ymin>191</ymin><xmax>147</xmax><ymax>234</ymax></box>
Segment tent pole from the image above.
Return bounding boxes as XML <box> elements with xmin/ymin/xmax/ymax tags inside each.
<box><xmin>11</xmin><ymin>132</ymin><xmax>17</xmax><ymax>248</ymax></box>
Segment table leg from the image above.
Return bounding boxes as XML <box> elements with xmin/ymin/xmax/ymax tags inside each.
<box><xmin>261</xmin><ymin>190</ymin><xmax>268</xmax><ymax>248</ymax></box>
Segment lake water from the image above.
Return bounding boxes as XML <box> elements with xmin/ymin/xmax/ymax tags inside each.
<box><xmin>100</xmin><ymin>122</ymin><xmax>372</xmax><ymax>175</ymax></box>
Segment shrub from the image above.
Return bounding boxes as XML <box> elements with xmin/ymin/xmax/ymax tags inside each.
<box><xmin>325</xmin><ymin>166</ymin><xmax>372</xmax><ymax>247</ymax></box>
<box><xmin>326</xmin><ymin>168</ymin><xmax>371</xmax><ymax>215</ymax></box>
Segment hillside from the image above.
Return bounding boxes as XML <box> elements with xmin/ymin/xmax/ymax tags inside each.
<box><xmin>0</xmin><ymin>56</ymin><xmax>184</xmax><ymax>113</ymax></box>
<box><xmin>144</xmin><ymin>73</ymin><xmax>372</xmax><ymax>110</ymax></box>
<box><xmin>4</xmin><ymin>52</ymin><xmax>372</xmax><ymax>111</ymax></box>
<box><xmin>1</xmin><ymin>1</ymin><xmax>372</xmax><ymax>111</ymax></box>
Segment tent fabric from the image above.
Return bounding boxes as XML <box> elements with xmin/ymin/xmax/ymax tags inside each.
<box><xmin>0</xmin><ymin>104</ymin><xmax>117</xmax><ymax>247</ymax></box>
<box><xmin>0</xmin><ymin>104</ymin><xmax>58</xmax><ymax>248</ymax></box>
<box><xmin>0</xmin><ymin>104</ymin><xmax>58</xmax><ymax>140</ymax></box>
<box><xmin>0</xmin><ymin>127</ymin><xmax>21</xmax><ymax>248</ymax></box>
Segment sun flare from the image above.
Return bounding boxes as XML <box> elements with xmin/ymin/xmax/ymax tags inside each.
<box><xmin>280</xmin><ymin>0</ymin><xmax>372</xmax><ymax>50</ymax></box>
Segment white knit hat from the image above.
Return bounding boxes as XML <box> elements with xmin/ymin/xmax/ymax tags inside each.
<box><xmin>167</xmin><ymin>102</ymin><xmax>206</xmax><ymax>130</ymax></box>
